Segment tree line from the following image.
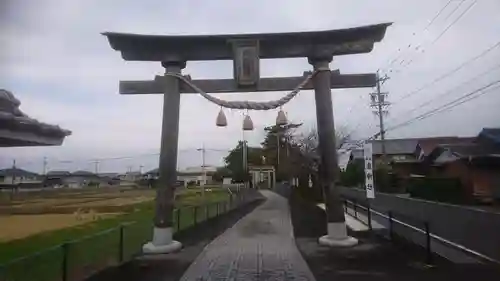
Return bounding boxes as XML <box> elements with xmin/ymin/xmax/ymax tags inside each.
<box><xmin>215</xmin><ymin>123</ymin><xmax>353</xmax><ymax>192</ymax></box>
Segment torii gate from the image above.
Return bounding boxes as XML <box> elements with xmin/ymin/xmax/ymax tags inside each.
<box><xmin>103</xmin><ymin>23</ymin><xmax>391</xmax><ymax>254</ymax></box>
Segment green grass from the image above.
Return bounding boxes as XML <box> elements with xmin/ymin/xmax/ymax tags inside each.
<box><xmin>0</xmin><ymin>188</ymin><xmax>234</xmax><ymax>281</ymax></box>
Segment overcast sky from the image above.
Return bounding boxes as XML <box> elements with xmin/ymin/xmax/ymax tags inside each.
<box><xmin>1</xmin><ymin>0</ymin><xmax>499</xmax><ymax>173</ymax></box>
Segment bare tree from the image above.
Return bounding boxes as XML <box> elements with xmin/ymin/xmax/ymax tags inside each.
<box><xmin>286</xmin><ymin>125</ymin><xmax>351</xmax><ymax>200</ymax></box>
<box><xmin>293</xmin><ymin>125</ymin><xmax>352</xmax><ymax>160</ymax></box>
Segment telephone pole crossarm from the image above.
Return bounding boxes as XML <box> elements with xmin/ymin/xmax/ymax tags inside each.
<box><xmin>370</xmin><ymin>72</ymin><xmax>390</xmax><ymax>164</ymax></box>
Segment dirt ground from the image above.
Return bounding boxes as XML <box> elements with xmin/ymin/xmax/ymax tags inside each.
<box><xmin>0</xmin><ymin>188</ymin><xmax>155</xmax><ymax>215</ymax></box>
<box><xmin>0</xmin><ymin>187</ymin><xmax>229</xmax><ymax>242</ymax></box>
<box><xmin>0</xmin><ymin>213</ymin><xmax>121</xmax><ymax>242</ymax></box>
<box><xmin>0</xmin><ymin>188</ymin><xmax>156</xmax><ymax>241</ymax></box>
<box><xmin>0</xmin><ymin>186</ymin><xmax>233</xmax><ymax>243</ymax></box>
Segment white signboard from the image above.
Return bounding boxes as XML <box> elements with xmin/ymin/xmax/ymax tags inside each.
<box><xmin>364</xmin><ymin>142</ymin><xmax>375</xmax><ymax>199</ymax></box>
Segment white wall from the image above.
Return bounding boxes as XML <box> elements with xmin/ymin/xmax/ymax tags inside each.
<box><xmin>1</xmin><ymin>176</ymin><xmax>41</xmax><ymax>184</ymax></box>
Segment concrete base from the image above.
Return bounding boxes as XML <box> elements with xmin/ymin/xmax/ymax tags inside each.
<box><xmin>319</xmin><ymin>222</ymin><xmax>358</xmax><ymax>248</ymax></box>
<box><xmin>142</xmin><ymin>227</ymin><xmax>182</xmax><ymax>254</ymax></box>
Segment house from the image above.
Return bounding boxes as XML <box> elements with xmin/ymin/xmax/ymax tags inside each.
<box><xmin>44</xmin><ymin>170</ymin><xmax>101</xmax><ymax>188</ymax></box>
<box><xmin>178</xmin><ymin>166</ymin><xmax>217</xmax><ymax>186</ymax></box>
<box><xmin>365</xmin><ymin>139</ymin><xmax>421</xmax><ymax>179</ymax></box>
<box><xmin>427</xmin><ymin>130</ymin><xmax>500</xmax><ymax>203</ymax></box>
<box><xmin>349</xmin><ymin>148</ymin><xmax>364</xmax><ymax>165</ymax></box>
<box><xmin>118</xmin><ymin>171</ymin><xmax>142</xmax><ymax>183</ymax></box>
<box><xmin>145</xmin><ymin>166</ymin><xmax>217</xmax><ymax>186</ymax></box>
<box><xmin>477</xmin><ymin>128</ymin><xmax>500</xmax><ymax>147</ymax></box>
<box><xmin>144</xmin><ymin>168</ymin><xmax>159</xmax><ymax>180</ymax></box>
<box><xmin>0</xmin><ymin>168</ymin><xmax>41</xmax><ymax>185</ymax></box>
<box><xmin>98</xmin><ymin>173</ymin><xmax>120</xmax><ymax>185</ymax></box>
<box><xmin>44</xmin><ymin>171</ymin><xmax>71</xmax><ymax>187</ymax></box>
<box><xmin>67</xmin><ymin>171</ymin><xmax>101</xmax><ymax>188</ymax></box>
<box><xmin>370</xmin><ymin>139</ymin><xmax>420</xmax><ymax>164</ymax></box>
<box><xmin>417</xmin><ymin>137</ymin><xmax>475</xmax><ymax>160</ymax></box>
<box><xmin>369</xmin><ymin>137</ymin><xmax>473</xmax><ymax>177</ymax></box>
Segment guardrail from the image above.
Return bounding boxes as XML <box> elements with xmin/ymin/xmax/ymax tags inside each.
<box><xmin>0</xmin><ymin>191</ymin><xmax>255</xmax><ymax>281</ymax></box>
<box><xmin>343</xmin><ymin>198</ymin><xmax>500</xmax><ymax>266</ymax></box>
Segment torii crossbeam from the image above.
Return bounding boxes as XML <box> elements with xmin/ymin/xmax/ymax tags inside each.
<box><xmin>103</xmin><ymin>22</ymin><xmax>391</xmax><ymax>254</ymax></box>
<box><xmin>120</xmin><ymin>71</ymin><xmax>377</xmax><ymax>95</ymax></box>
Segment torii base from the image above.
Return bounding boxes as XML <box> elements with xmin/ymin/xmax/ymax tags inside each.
<box><xmin>319</xmin><ymin>222</ymin><xmax>358</xmax><ymax>247</ymax></box>
<box><xmin>142</xmin><ymin>227</ymin><xmax>182</xmax><ymax>254</ymax></box>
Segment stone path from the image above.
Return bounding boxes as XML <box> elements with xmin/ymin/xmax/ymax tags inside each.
<box><xmin>180</xmin><ymin>190</ymin><xmax>316</xmax><ymax>281</ymax></box>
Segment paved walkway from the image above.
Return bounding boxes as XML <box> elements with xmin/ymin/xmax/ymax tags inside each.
<box><xmin>180</xmin><ymin>190</ymin><xmax>316</xmax><ymax>281</ymax></box>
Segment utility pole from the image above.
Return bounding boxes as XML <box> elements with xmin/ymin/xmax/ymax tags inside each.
<box><xmin>242</xmin><ymin>130</ymin><xmax>248</xmax><ymax>188</ymax></box>
<box><xmin>42</xmin><ymin>157</ymin><xmax>48</xmax><ymax>175</ymax></box>
<box><xmin>276</xmin><ymin>133</ymin><xmax>280</xmax><ymax>168</ymax></box>
<box><xmin>264</xmin><ymin>123</ymin><xmax>302</xmax><ymax>183</ymax></box>
<box><xmin>371</xmin><ymin>71</ymin><xmax>390</xmax><ymax>164</ymax></box>
<box><xmin>197</xmin><ymin>144</ymin><xmax>206</xmax><ymax>201</ymax></box>
<box><xmin>11</xmin><ymin>159</ymin><xmax>16</xmax><ymax>184</ymax></box>
<box><xmin>92</xmin><ymin>160</ymin><xmax>100</xmax><ymax>174</ymax></box>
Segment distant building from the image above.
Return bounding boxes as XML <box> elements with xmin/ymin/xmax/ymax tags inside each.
<box><xmin>119</xmin><ymin>171</ymin><xmax>142</xmax><ymax>182</ymax></box>
<box><xmin>426</xmin><ymin>128</ymin><xmax>500</xmax><ymax>203</ymax></box>
<box><xmin>417</xmin><ymin>137</ymin><xmax>475</xmax><ymax>160</ymax></box>
<box><xmin>98</xmin><ymin>173</ymin><xmax>120</xmax><ymax>185</ymax></box>
<box><xmin>0</xmin><ymin>168</ymin><xmax>41</xmax><ymax>185</ymax></box>
<box><xmin>145</xmin><ymin>166</ymin><xmax>217</xmax><ymax>186</ymax></box>
<box><xmin>44</xmin><ymin>170</ymin><xmax>101</xmax><ymax>188</ymax></box>
<box><xmin>178</xmin><ymin>166</ymin><xmax>217</xmax><ymax>186</ymax></box>
<box><xmin>370</xmin><ymin>139</ymin><xmax>420</xmax><ymax>164</ymax></box>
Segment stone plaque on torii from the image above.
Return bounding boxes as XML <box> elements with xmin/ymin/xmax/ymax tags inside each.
<box><xmin>103</xmin><ymin>22</ymin><xmax>391</xmax><ymax>254</ymax></box>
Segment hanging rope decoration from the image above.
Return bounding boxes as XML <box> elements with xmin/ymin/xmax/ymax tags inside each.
<box><xmin>242</xmin><ymin>114</ymin><xmax>254</xmax><ymax>131</ymax></box>
<box><xmin>276</xmin><ymin>107</ymin><xmax>288</xmax><ymax>126</ymax></box>
<box><xmin>165</xmin><ymin>70</ymin><xmax>321</xmax><ymax>110</ymax></box>
<box><xmin>165</xmin><ymin>68</ymin><xmax>328</xmax><ymax>129</ymax></box>
<box><xmin>215</xmin><ymin>107</ymin><xmax>227</xmax><ymax>127</ymax></box>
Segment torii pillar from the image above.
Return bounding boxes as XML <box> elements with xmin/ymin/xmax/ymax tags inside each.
<box><xmin>103</xmin><ymin>23</ymin><xmax>391</xmax><ymax>254</ymax></box>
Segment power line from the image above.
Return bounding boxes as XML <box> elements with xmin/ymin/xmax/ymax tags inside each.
<box><xmin>388</xmin><ymin>62</ymin><xmax>500</xmax><ymax>122</ymax></box>
<box><xmin>392</xmin><ymin>39</ymin><xmax>500</xmax><ymax>105</ymax></box>
<box><xmin>385</xmin><ymin>79</ymin><xmax>500</xmax><ymax>134</ymax></box>
<box><xmin>441</xmin><ymin>0</ymin><xmax>467</xmax><ymax>22</ymax></box>
<box><xmin>429</xmin><ymin>0</ymin><xmax>477</xmax><ymax>46</ymax></box>
<box><xmin>424</xmin><ymin>0</ymin><xmax>455</xmax><ymax>31</ymax></box>
<box><xmin>387</xmin><ymin>0</ymin><xmax>477</xmax><ymax>75</ymax></box>
<box><xmin>361</xmin><ymin>80</ymin><xmax>499</xmax><ymax>143</ymax></box>
<box><xmin>379</xmin><ymin>0</ymin><xmax>455</xmax><ymax>72</ymax></box>
<box><xmin>4</xmin><ymin>147</ymin><xmax>232</xmax><ymax>171</ymax></box>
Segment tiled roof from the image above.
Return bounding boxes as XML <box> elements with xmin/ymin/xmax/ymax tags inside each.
<box><xmin>0</xmin><ymin>168</ymin><xmax>39</xmax><ymax>177</ymax></box>
<box><xmin>418</xmin><ymin>137</ymin><xmax>475</xmax><ymax>156</ymax></box>
<box><xmin>72</xmin><ymin>170</ymin><xmax>97</xmax><ymax>177</ymax></box>
<box><xmin>0</xmin><ymin>89</ymin><xmax>71</xmax><ymax>146</ymax></box>
<box><xmin>369</xmin><ymin>139</ymin><xmax>418</xmax><ymax>155</ymax></box>
<box><xmin>442</xmin><ymin>143</ymin><xmax>500</xmax><ymax>158</ymax></box>
<box><xmin>46</xmin><ymin>170</ymin><xmax>71</xmax><ymax>176</ymax></box>
<box><xmin>479</xmin><ymin>128</ymin><xmax>500</xmax><ymax>145</ymax></box>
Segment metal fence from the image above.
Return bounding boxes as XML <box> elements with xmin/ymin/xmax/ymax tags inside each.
<box><xmin>340</xmin><ymin>187</ymin><xmax>500</xmax><ymax>262</ymax></box>
<box><xmin>343</xmin><ymin>197</ymin><xmax>500</xmax><ymax>266</ymax></box>
<box><xmin>0</xmin><ymin>191</ymin><xmax>252</xmax><ymax>281</ymax></box>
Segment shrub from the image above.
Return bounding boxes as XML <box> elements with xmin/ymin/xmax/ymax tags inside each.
<box><xmin>407</xmin><ymin>176</ymin><xmax>466</xmax><ymax>204</ymax></box>
<box><xmin>340</xmin><ymin>161</ymin><xmax>364</xmax><ymax>187</ymax></box>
